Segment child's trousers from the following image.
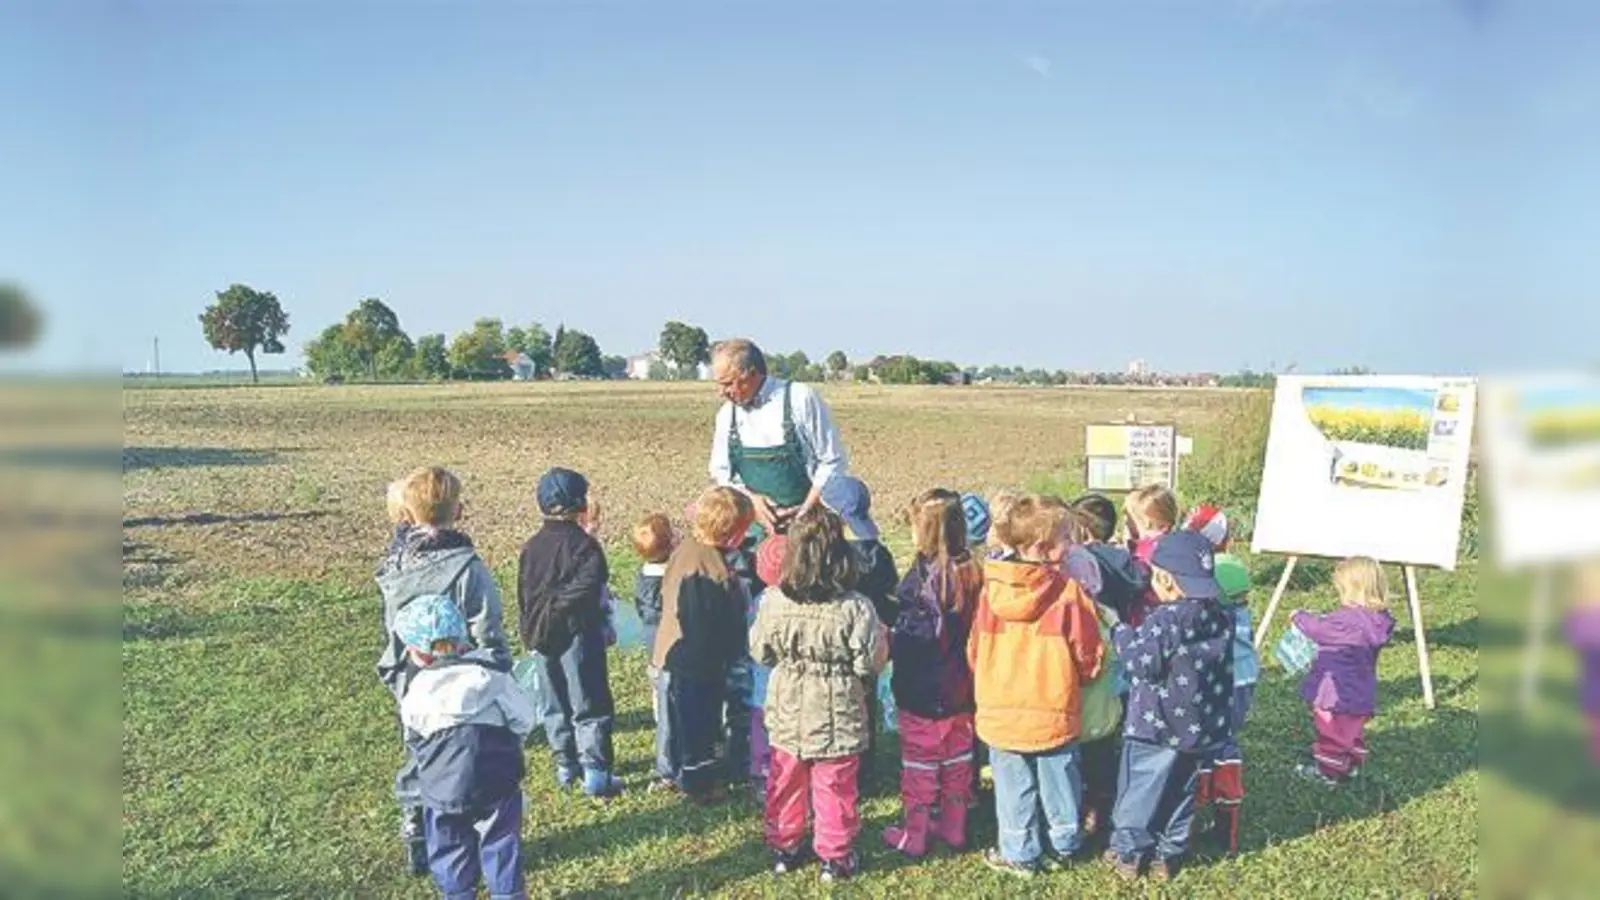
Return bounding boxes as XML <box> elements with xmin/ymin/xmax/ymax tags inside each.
<box><xmin>1109</xmin><ymin>739</ymin><xmax>1203</xmax><ymax>865</ymax></box>
<box><xmin>885</xmin><ymin>711</ymin><xmax>974</xmax><ymax>856</ymax></box>
<box><xmin>1197</xmin><ymin>683</ymin><xmax>1254</xmax><ymax>851</ymax></box>
<box><xmin>536</xmin><ymin>628</ymin><xmax>615</xmax><ymax>776</ymax></box>
<box><xmin>766</xmin><ymin>748</ymin><xmax>861</xmax><ymax>863</ymax></box>
<box><xmin>425</xmin><ymin>791</ymin><xmax>525</xmax><ymax>900</ymax></box>
<box><xmin>667</xmin><ymin>675</ymin><xmax>724</xmax><ymax>795</ymax></box>
<box><xmin>750</xmin><ymin>707</ymin><xmax>771</xmax><ymax>782</ymax></box>
<box><xmin>722</xmin><ymin>661</ymin><xmax>752</xmax><ymax>782</ymax></box>
<box><xmin>989</xmin><ymin>742</ymin><xmax>1083</xmax><ymax>865</ymax></box>
<box><xmin>1311</xmin><ymin>707</ymin><xmax>1370</xmax><ymax>778</ymax></box>
<box><xmin>652</xmin><ymin>669</ymin><xmax>674</xmax><ymax>781</ymax></box>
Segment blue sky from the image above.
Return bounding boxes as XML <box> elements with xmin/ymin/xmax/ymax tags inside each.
<box><xmin>1303</xmin><ymin>386</ymin><xmax>1436</xmax><ymax>413</ymax></box>
<box><xmin>2</xmin><ymin>0</ymin><xmax>1596</xmax><ymax>375</ymax></box>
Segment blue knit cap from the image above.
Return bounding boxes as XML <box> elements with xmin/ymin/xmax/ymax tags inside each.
<box><xmin>960</xmin><ymin>493</ymin><xmax>991</xmax><ymax>546</ymax></box>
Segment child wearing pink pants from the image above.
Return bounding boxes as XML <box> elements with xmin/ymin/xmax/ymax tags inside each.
<box><xmin>881</xmin><ymin>488</ymin><xmax>984</xmax><ymax>857</ymax></box>
<box><xmin>748</xmin><ymin>508</ymin><xmax>890</xmax><ymax>884</ymax></box>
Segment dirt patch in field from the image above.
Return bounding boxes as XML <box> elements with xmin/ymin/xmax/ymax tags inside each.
<box><xmin>122</xmin><ymin>382</ymin><xmax>1243</xmax><ymax>596</ymax></box>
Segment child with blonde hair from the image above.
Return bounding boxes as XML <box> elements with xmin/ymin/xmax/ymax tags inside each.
<box><xmin>986</xmin><ymin>490</ymin><xmax>1021</xmax><ymax>560</ymax></box>
<box><xmin>751</xmin><ymin>507</ymin><xmax>889</xmax><ymax>883</ymax></box>
<box><xmin>376</xmin><ymin>466</ymin><xmax>512</xmax><ymax>874</ymax></box>
<box><xmin>656</xmin><ymin>487</ymin><xmax>756</xmax><ymax>803</ymax></box>
<box><xmin>1291</xmin><ymin>557</ymin><xmax>1395</xmax><ymax>785</ymax></box>
<box><xmin>882</xmin><ymin>488</ymin><xmax>985</xmax><ymax>857</ymax></box>
<box><xmin>970</xmin><ymin>494</ymin><xmax>1105</xmax><ymax>877</ymax></box>
<box><xmin>1124</xmin><ymin>485</ymin><xmax>1179</xmax><ymax>626</ymax></box>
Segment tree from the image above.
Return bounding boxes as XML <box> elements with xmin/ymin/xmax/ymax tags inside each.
<box><xmin>853</xmin><ymin>365</ymin><xmax>872</xmax><ymax>383</ymax></box>
<box><xmin>0</xmin><ymin>283</ymin><xmax>43</xmax><ymax>350</ymax></box>
<box><xmin>375</xmin><ymin>333</ymin><xmax>417</xmax><ymax>380</ymax></box>
<box><xmin>647</xmin><ymin>359</ymin><xmax>672</xmax><ymax>381</ymax></box>
<box><xmin>601</xmin><ymin>354</ymin><xmax>628</xmax><ymax>380</ymax></box>
<box><xmin>506</xmin><ymin>323</ymin><xmax>553</xmax><ymax>377</ymax></box>
<box><xmin>826</xmin><ymin>350</ymin><xmax>849</xmax><ymax>379</ymax></box>
<box><xmin>659</xmin><ymin>321</ymin><xmax>710</xmax><ymax>379</ymax></box>
<box><xmin>416</xmin><ymin>334</ymin><xmax>450</xmax><ymax>380</ymax></box>
<box><xmin>342</xmin><ymin>298</ymin><xmax>404</xmax><ymax>379</ymax></box>
<box><xmin>449</xmin><ymin>318</ymin><xmax>512</xmax><ymax>380</ymax></box>
<box><xmin>303</xmin><ymin>323</ymin><xmax>362</xmax><ymax>380</ymax></box>
<box><xmin>198</xmin><ymin>284</ymin><xmax>290</xmax><ymax>383</ymax></box>
<box><xmin>553</xmin><ymin>327</ymin><xmax>604</xmax><ymax>377</ymax></box>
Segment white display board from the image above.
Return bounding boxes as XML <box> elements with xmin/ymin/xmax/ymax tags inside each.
<box><xmin>1084</xmin><ymin>423</ymin><xmax>1177</xmax><ymax>492</ymax></box>
<box><xmin>1479</xmin><ymin>372</ymin><xmax>1600</xmax><ymax>568</ymax></box>
<box><xmin>1251</xmin><ymin>375</ymin><xmax>1478</xmax><ymax>570</ymax></box>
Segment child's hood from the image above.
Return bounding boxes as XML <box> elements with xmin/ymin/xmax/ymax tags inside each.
<box><xmin>983</xmin><ymin>559</ymin><xmax>1070</xmax><ymax>624</ymax></box>
<box><xmin>1321</xmin><ymin>606</ymin><xmax>1396</xmax><ymax>647</ymax></box>
<box><xmin>377</xmin><ymin>543</ymin><xmax>478</xmax><ymax>602</ymax></box>
<box><xmin>1085</xmin><ymin>543</ymin><xmax>1146</xmax><ymax>591</ymax></box>
<box><xmin>403</xmin><ymin>653</ymin><xmax>515</xmax><ymax>737</ymax></box>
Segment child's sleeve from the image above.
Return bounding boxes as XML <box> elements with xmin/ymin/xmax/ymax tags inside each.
<box><xmin>748</xmin><ymin>593</ymin><xmax>777</xmax><ymax>667</ymax></box>
<box><xmin>457</xmin><ymin>559</ymin><xmax>512</xmax><ymax>672</ymax></box>
<box><xmin>497</xmin><ymin>673</ymin><xmax>539</xmax><ymax>738</ymax></box>
<box><xmin>1567</xmin><ymin>609</ymin><xmax>1600</xmax><ymax>649</ymax></box>
<box><xmin>1067</xmin><ymin>593</ymin><xmax>1106</xmax><ymax>684</ymax></box>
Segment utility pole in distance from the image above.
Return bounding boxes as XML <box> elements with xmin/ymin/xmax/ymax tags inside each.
<box><xmin>152</xmin><ymin>336</ymin><xmax>161</xmax><ymax>376</ymax></box>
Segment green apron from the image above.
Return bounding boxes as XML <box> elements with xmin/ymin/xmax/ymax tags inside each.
<box><xmin>729</xmin><ymin>382</ymin><xmax>813</xmax><ymax>537</ymax></box>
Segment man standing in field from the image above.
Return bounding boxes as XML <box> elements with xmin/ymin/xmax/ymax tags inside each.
<box><xmin>708</xmin><ymin>338</ymin><xmax>849</xmax><ymax>536</ymax></box>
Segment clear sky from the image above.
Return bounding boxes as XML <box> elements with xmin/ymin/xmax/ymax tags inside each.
<box><xmin>1</xmin><ymin>0</ymin><xmax>1595</xmax><ymax>376</ymax></box>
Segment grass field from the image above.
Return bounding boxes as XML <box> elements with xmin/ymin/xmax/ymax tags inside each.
<box><xmin>119</xmin><ymin>381</ymin><xmax>1498</xmax><ymax>897</ymax></box>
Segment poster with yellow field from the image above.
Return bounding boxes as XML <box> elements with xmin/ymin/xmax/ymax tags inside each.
<box><xmin>1252</xmin><ymin>375</ymin><xmax>1477</xmax><ymax>570</ymax></box>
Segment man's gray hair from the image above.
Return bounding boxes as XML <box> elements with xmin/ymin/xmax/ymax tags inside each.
<box><xmin>712</xmin><ymin>338</ymin><xmax>767</xmax><ymax>376</ymax></box>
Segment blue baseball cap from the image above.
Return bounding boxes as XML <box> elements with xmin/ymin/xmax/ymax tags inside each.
<box><xmin>960</xmin><ymin>493</ymin><xmax>991</xmax><ymax>545</ymax></box>
<box><xmin>1150</xmin><ymin>530</ymin><xmax>1221</xmax><ymax>599</ymax></box>
<box><xmin>537</xmin><ymin>467</ymin><xmax>588</xmax><ymax>516</ymax></box>
<box><xmin>820</xmin><ymin>475</ymin><xmax>879</xmax><ymax>541</ymax></box>
<box><xmin>394</xmin><ymin>594</ymin><xmax>469</xmax><ymax>652</ymax></box>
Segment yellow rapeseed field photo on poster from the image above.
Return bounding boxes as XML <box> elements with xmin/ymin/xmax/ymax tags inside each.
<box><xmin>1304</xmin><ymin>385</ymin><xmax>1440</xmax><ymax>491</ymax></box>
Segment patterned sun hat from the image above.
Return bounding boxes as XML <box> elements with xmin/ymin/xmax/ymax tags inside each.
<box><xmin>1185</xmin><ymin>504</ymin><xmax>1230</xmax><ymax>551</ymax></box>
<box><xmin>755</xmin><ymin>535</ymin><xmax>789</xmax><ymax>587</ymax></box>
<box><xmin>394</xmin><ymin>594</ymin><xmax>469</xmax><ymax>652</ymax></box>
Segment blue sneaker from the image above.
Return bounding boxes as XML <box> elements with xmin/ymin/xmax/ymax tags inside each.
<box><xmin>556</xmin><ymin>765</ymin><xmax>581</xmax><ymax>789</ymax></box>
<box><xmin>582</xmin><ymin>768</ymin><xmax>624</xmax><ymax>798</ymax></box>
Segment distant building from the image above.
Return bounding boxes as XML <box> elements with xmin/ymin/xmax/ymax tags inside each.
<box><xmin>626</xmin><ymin>351</ymin><xmax>709</xmax><ymax>380</ymax></box>
<box><xmin>1127</xmin><ymin>358</ymin><xmax>1150</xmax><ymax>376</ymax></box>
<box><xmin>502</xmin><ymin>352</ymin><xmax>536</xmax><ymax>380</ymax></box>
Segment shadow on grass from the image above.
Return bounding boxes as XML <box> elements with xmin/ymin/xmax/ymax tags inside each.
<box><xmin>123</xmin><ymin>510</ymin><xmax>329</xmax><ymax>529</ymax></box>
<box><xmin>121</xmin><ymin>447</ymin><xmax>282</xmax><ymax>472</ymax></box>
<box><xmin>0</xmin><ymin>446</ymin><xmax>123</xmax><ymax>471</ymax></box>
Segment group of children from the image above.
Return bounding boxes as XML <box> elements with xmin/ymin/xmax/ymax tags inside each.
<box><xmin>375</xmin><ymin>466</ymin><xmax>1400</xmax><ymax>896</ymax></box>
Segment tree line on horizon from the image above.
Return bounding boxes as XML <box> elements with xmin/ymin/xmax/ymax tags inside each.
<box><xmin>194</xmin><ymin>282</ymin><xmax>1280</xmax><ymax>388</ymax></box>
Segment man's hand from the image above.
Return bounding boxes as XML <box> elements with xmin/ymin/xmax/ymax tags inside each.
<box><xmin>747</xmin><ymin>491</ymin><xmax>780</xmax><ymax>533</ymax></box>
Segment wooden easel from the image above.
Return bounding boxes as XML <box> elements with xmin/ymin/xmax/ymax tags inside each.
<box><xmin>1252</xmin><ymin>554</ymin><xmax>1437</xmax><ymax>710</ymax></box>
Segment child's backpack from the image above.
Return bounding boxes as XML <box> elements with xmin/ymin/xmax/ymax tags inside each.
<box><xmin>1079</xmin><ymin>602</ymin><xmax>1125</xmax><ymax>742</ymax></box>
<box><xmin>1274</xmin><ymin>621</ymin><xmax>1317</xmax><ymax>675</ymax></box>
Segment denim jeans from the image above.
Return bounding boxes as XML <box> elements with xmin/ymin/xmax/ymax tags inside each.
<box><xmin>535</xmin><ymin>628</ymin><xmax>615</xmax><ymax>774</ymax></box>
<box><xmin>668</xmin><ymin>675</ymin><xmax>724</xmax><ymax>795</ymax></box>
<box><xmin>1109</xmin><ymin>739</ymin><xmax>1202</xmax><ymax>863</ymax></box>
<box><xmin>989</xmin><ymin>743</ymin><xmax>1083</xmax><ymax>864</ymax></box>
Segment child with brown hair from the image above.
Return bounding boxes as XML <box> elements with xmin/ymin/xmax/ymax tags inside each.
<box><xmin>1291</xmin><ymin>556</ymin><xmax>1395</xmax><ymax>785</ymax></box>
<box><xmin>750</xmin><ymin>507</ymin><xmax>889</xmax><ymax>883</ymax></box>
<box><xmin>376</xmin><ymin>466</ymin><xmax>512</xmax><ymax>874</ymax></box>
<box><xmin>632</xmin><ymin>513</ymin><xmax>676</xmax><ymax>784</ymax></box>
<box><xmin>656</xmin><ymin>487</ymin><xmax>756</xmax><ymax>803</ymax></box>
<box><xmin>969</xmin><ymin>494</ymin><xmax>1106</xmax><ymax>877</ymax></box>
<box><xmin>883</xmin><ymin>488</ymin><xmax>985</xmax><ymax>857</ymax></box>
<box><xmin>1124</xmin><ymin>485</ymin><xmax>1180</xmax><ymax>626</ymax></box>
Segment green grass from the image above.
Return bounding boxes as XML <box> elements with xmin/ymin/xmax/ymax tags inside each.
<box><xmin>124</xmin><ymin>551</ymin><xmax>1482</xmax><ymax>898</ymax></box>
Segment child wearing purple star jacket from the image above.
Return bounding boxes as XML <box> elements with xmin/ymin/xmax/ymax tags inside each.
<box><xmin>1106</xmin><ymin>531</ymin><xmax>1234</xmax><ymax>882</ymax></box>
